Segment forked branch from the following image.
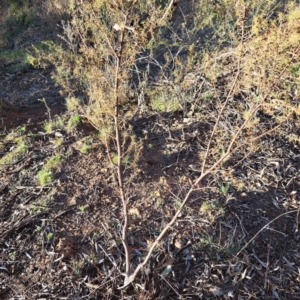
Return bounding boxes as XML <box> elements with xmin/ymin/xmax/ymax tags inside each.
<box><xmin>119</xmin><ymin>41</ymin><xmax>300</xmax><ymax>288</ymax></box>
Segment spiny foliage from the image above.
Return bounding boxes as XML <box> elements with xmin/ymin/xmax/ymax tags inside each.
<box><xmin>168</xmin><ymin>0</ymin><xmax>300</xmax><ymax>174</ymax></box>
<box><xmin>201</xmin><ymin>2</ymin><xmax>300</xmax><ymax>125</ymax></box>
<box><xmin>48</xmin><ymin>0</ymin><xmax>173</xmax><ymax>127</ymax></box>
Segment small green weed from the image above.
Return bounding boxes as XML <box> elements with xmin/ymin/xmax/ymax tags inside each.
<box><xmin>115</xmin><ymin>237</ymin><xmax>122</xmax><ymax>245</ymax></box>
<box><xmin>43</xmin><ymin>120</ymin><xmax>54</xmax><ymax>133</ymax></box>
<box><xmin>200</xmin><ymin>200</ymin><xmax>225</xmax><ymax>214</ymax></box>
<box><xmin>43</xmin><ymin>115</ymin><xmax>66</xmax><ymax>133</ymax></box>
<box><xmin>150</xmin><ymin>90</ymin><xmax>180</xmax><ymax>112</ymax></box>
<box><xmin>292</xmin><ymin>63</ymin><xmax>299</xmax><ymax>75</ymax></box>
<box><xmin>112</xmin><ymin>153</ymin><xmax>118</xmax><ymax>164</ymax></box>
<box><xmin>54</xmin><ymin>137</ymin><xmax>63</xmax><ymax>146</ymax></box>
<box><xmin>200</xmin><ymin>235</ymin><xmax>214</xmax><ymax>246</ymax></box>
<box><xmin>0</xmin><ymin>48</ymin><xmax>29</xmax><ymax>72</ymax></box>
<box><xmin>87</xmin><ymin>253</ymin><xmax>97</xmax><ymax>264</ymax></box>
<box><xmin>65</xmin><ymin>96</ymin><xmax>82</xmax><ymax>111</ymax></box>
<box><xmin>71</xmin><ymin>260</ymin><xmax>82</xmax><ymax>276</ymax></box>
<box><xmin>0</xmin><ymin>138</ymin><xmax>28</xmax><ymax>165</ymax></box>
<box><xmin>16</xmin><ymin>125</ymin><xmax>26</xmax><ymax>134</ymax></box>
<box><xmin>176</xmin><ymin>201</ymin><xmax>182</xmax><ymax>209</ymax></box>
<box><xmin>80</xmin><ymin>144</ymin><xmax>91</xmax><ymax>154</ymax></box>
<box><xmin>26</xmin><ymin>41</ymin><xmax>57</xmax><ymax>69</ymax></box>
<box><xmin>21</xmin><ymin>168</ymin><xmax>29</xmax><ymax>175</ymax></box>
<box><xmin>156</xmin><ymin>198</ymin><xmax>165</xmax><ymax>206</ymax></box>
<box><xmin>78</xmin><ymin>205</ymin><xmax>87</xmax><ymax>212</ymax></box>
<box><xmin>46</xmin><ymin>232</ymin><xmax>54</xmax><ymax>240</ymax></box>
<box><xmin>45</xmin><ymin>154</ymin><xmax>61</xmax><ymax>170</ymax></box>
<box><xmin>37</xmin><ymin>169</ymin><xmax>53</xmax><ymax>186</ymax></box>
<box><xmin>37</xmin><ymin>154</ymin><xmax>62</xmax><ymax>185</ymax></box>
<box><xmin>200</xmin><ymin>201</ymin><xmax>214</xmax><ymax>212</ymax></box>
<box><xmin>122</xmin><ymin>154</ymin><xmax>132</xmax><ymax>166</ymax></box>
<box><xmin>203</xmin><ymin>91</ymin><xmax>213</xmax><ymax>99</ymax></box>
<box><xmin>97</xmin><ymin>125</ymin><xmax>114</xmax><ymax>142</ymax></box>
<box><xmin>219</xmin><ymin>182</ymin><xmax>230</xmax><ymax>195</ymax></box>
<box><xmin>67</xmin><ymin>115</ymin><xmax>81</xmax><ymax>131</ymax></box>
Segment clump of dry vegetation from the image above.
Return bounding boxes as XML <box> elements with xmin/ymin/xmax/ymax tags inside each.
<box><xmin>45</xmin><ymin>0</ymin><xmax>300</xmax><ymax>289</ymax></box>
<box><xmin>0</xmin><ymin>0</ymin><xmax>299</xmax><ymax>298</ymax></box>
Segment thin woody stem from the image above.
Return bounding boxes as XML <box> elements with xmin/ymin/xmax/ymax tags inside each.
<box><xmin>120</xmin><ymin>41</ymin><xmax>300</xmax><ymax>289</ymax></box>
<box><xmin>113</xmin><ymin>16</ymin><xmax>131</xmax><ymax>277</ymax></box>
<box><xmin>201</xmin><ymin>60</ymin><xmax>241</xmax><ymax>174</ymax></box>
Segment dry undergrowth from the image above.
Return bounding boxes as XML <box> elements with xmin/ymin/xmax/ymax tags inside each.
<box><xmin>0</xmin><ymin>0</ymin><xmax>300</xmax><ymax>299</ymax></box>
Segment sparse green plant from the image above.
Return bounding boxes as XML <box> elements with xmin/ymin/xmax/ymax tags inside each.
<box><xmin>200</xmin><ymin>201</ymin><xmax>214</xmax><ymax>213</ymax></box>
<box><xmin>150</xmin><ymin>90</ymin><xmax>180</xmax><ymax>112</ymax></box>
<box><xmin>115</xmin><ymin>237</ymin><xmax>122</xmax><ymax>246</ymax></box>
<box><xmin>16</xmin><ymin>125</ymin><xmax>26</xmax><ymax>134</ymax></box>
<box><xmin>45</xmin><ymin>154</ymin><xmax>61</xmax><ymax>170</ymax></box>
<box><xmin>112</xmin><ymin>153</ymin><xmax>118</xmax><ymax>165</ymax></box>
<box><xmin>43</xmin><ymin>115</ymin><xmax>66</xmax><ymax>133</ymax></box>
<box><xmin>0</xmin><ymin>137</ymin><xmax>28</xmax><ymax>165</ymax></box>
<box><xmin>87</xmin><ymin>253</ymin><xmax>97</xmax><ymax>264</ymax></box>
<box><xmin>36</xmin><ymin>154</ymin><xmax>61</xmax><ymax>185</ymax></box>
<box><xmin>8</xmin><ymin>252</ymin><xmax>15</xmax><ymax>260</ymax></box>
<box><xmin>46</xmin><ymin>232</ymin><xmax>54</xmax><ymax>241</ymax></box>
<box><xmin>97</xmin><ymin>125</ymin><xmax>114</xmax><ymax>143</ymax></box>
<box><xmin>203</xmin><ymin>92</ymin><xmax>213</xmax><ymax>100</ymax></box>
<box><xmin>291</xmin><ymin>63</ymin><xmax>299</xmax><ymax>75</ymax></box>
<box><xmin>65</xmin><ymin>149</ymin><xmax>74</xmax><ymax>158</ymax></box>
<box><xmin>21</xmin><ymin>168</ymin><xmax>29</xmax><ymax>175</ymax></box>
<box><xmin>156</xmin><ymin>198</ymin><xmax>165</xmax><ymax>206</ymax></box>
<box><xmin>176</xmin><ymin>201</ymin><xmax>182</xmax><ymax>209</ymax></box>
<box><xmin>0</xmin><ymin>48</ymin><xmax>26</xmax><ymax>64</ymax></box>
<box><xmin>43</xmin><ymin>120</ymin><xmax>54</xmax><ymax>133</ymax></box>
<box><xmin>26</xmin><ymin>41</ymin><xmax>59</xmax><ymax>69</ymax></box>
<box><xmin>71</xmin><ymin>260</ymin><xmax>82</xmax><ymax>276</ymax></box>
<box><xmin>67</xmin><ymin>114</ymin><xmax>81</xmax><ymax>131</ymax></box>
<box><xmin>65</xmin><ymin>96</ymin><xmax>82</xmax><ymax>111</ymax></box>
<box><xmin>219</xmin><ymin>182</ymin><xmax>230</xmax><ymax>195</ymax></box>
<box><xmin>54</xmin><ymin>137</ymin><xmax>63</xmax><ymax>146</ymax></box>
<box><xmin>37</xmin><ymin>169</ymin><xmax>53</xmax><ymax>186</ymax></box>
<box><xmin>78</xmin><ymin>205</ymin><xmax>87</xmax><ymax>212</ymax></box>
<box><xmin>26</xmin><ymin>131</ymin><xmax>36</xmax><ymax>138</ymax></box>
<box><xmin>122</xmin><ymin>154</ymin><xmax>132</xmax><ymax>166</ymax></box>
<box><xmin>80</xmin><ymin>144</ymin><xmax>91</xmax><ymax>154</ymax></box>
<box><xmin>0</xmin><ymin>0</ymin><xmax>47</xmax><ymax>70</ymax></box>
<box><xmin>200</xmin><ymin>235</ymin><xmax>214</xmax><ymax>246</ymax></box>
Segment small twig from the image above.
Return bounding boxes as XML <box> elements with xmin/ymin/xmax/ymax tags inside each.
<box><xmin>264</xmin><ymin>241</ymin><xmax>270</xmax><ymax>289</ymax></box>
<box><xmin>201</xmin><ymin>60</ymin><xmax>241</xmax><ymax>174</ymax></box>
<box><xmin>96</xmin><ymin>242</ymin><xmax>121</xmax><ymax>272</ymax></box>
<box><xmin>15</xmin><ymin>185</ymin><xmax>52</xmax><ymax>190</ymax></box>
<box><xmin>120</xmin><ymin>44</ymin><xmax>300</xmax><ymax>287</ymax></box>
<box><xmin>39</xmin><ymin>98</ymin><xmax>52</xmax><ymax>121</ymax></box>
<box><xmin>295</xmin><ymin>208</ymin><xmax>300</xmax><ymax>233</ymax></box>
<box><xmin>161</xmin><ymin>0</ymin><xmax>176</xmax><ymax>24</ymax></box>
<box><xmin>236</xmin><ymin>209</ymin><xmax>298</xmax><ymax>256</ymax></box>
<box><xmin>159</xmin><ymin>274</ymin><xmax>180</xmax><ymax>297</ymax></box>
